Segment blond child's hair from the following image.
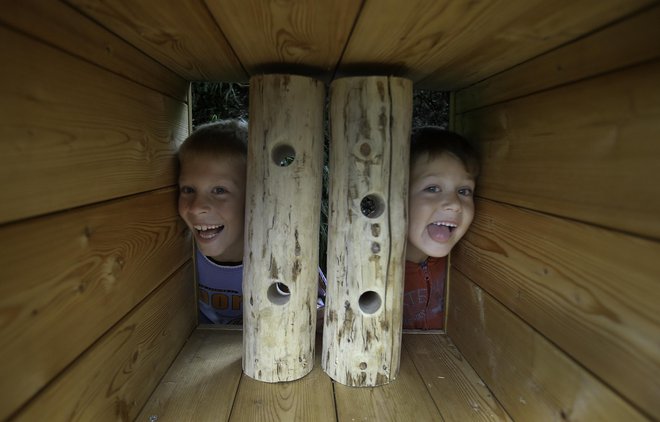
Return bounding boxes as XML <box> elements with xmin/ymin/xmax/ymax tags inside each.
<box><xmin>178</xmin><ymin>119</ymin><xmax>248</xmax><ymax>164</ymax></box>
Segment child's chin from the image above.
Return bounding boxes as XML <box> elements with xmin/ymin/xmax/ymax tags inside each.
<box><xmin>197</xmin><ymin>244</ymin><xmax>223</xmax><ymax>258</ymax></box>
<box><xmin>426</xmin><ymin>243</ymin><xmax>453</xmax><ymax>258</ymax></box>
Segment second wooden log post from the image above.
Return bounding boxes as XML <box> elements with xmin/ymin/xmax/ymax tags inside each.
<box><xmin>322</xmin><ymin>76</ymin><xmax>412</xmax><ymax>386</ymax></box>
<box><xmin>243</xmin><ymin>74</ymin><xmax>324</xmax><ymax>382</ymax></box>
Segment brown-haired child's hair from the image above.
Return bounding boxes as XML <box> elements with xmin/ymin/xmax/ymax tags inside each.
<box><xmin>178</xmin><ymin>119</ymin><xmax>248</xmax><ymax>164</ymax></box>
<box><xmin>410</xmin><ymin>126</ymin><xmax>480</xmax><ymax>179</ymax></box>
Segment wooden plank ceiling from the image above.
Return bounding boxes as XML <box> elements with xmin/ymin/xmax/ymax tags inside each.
<box><xmin>67</xmin><ymin>0</ymin><xmax>651</xmax><ymax>88</ymax></box>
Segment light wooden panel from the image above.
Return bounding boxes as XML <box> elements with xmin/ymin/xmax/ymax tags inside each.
<box><xmin>0</xmin><ymin>26</ymin><xmax>188</xmax><ymax>224</ymax></box>
<box><xmin>448</xmin><ymin>271</ymin><xmax>648</xmax><ymax>421</ymax></box>
<box><xmin>207</xmin><ymin>0</ymin><xmax>361</xmax><ymax>81</ymax></box>
<box><xmin>138</xmin><ymin>328</ymin><xmax>243</xmax><ymax>421</ymax></box>
<box><xmin>0</xmin><ymin>188</ymin><xmax>191</xmax><ymax>421</ymax></box>
<box><xmin>404</xmin><ymin>334</ymin><xmax>512</xmax><ymax>421</ymax></box>
<box><xmin>339</xmin><ymin>0</ymin><xmax>650</xmax><ymax>88</ymax></box>
<box><xmin>0</xmin><ymin>0</ymin><xmax>188</xmax><ymax>101</ymax></box>
<box><xmin>456</xmin><ymin>4</ymin><xmax>660</xmax><ymax>113</ymax></box>
<box><xmin>14</xmin><ymin>262</ymin><xmax>196</xmax><ymax>421</ymax></box>
<box><xmin>140</xmin><ymin>330</ymin><xmax>511</xmax><ymax>421</ymax></box>
<box><xmin>452</xmin><ymin>198</ymin><xmax>660</xmax><ymax>419</ymax></box>
<box><xmin>231</xmin><ymin>336</ymin><xmax>335</xmax><ymax>422</ymax></box>
<box><xmin>333</xmin><ymin>346</ymin><xmax>441</xmax><ymax>421</ymax></box>
<box><xmin>456</xmin><ymin>60</ymin><xmax>660</xmax><ymax>239</ymax></box>
<box><xmin>67</xmin><ymin>0</ymin><xmax>246</xmax><ymax>81</ymax></box>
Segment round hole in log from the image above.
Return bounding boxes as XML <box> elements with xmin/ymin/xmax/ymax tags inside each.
<box><xmin>272</xmin><ymin>144</ymin><xmax>296</xmax><ymax>167</ymax></box>
<box><xmin>359</xmin><ymin>142</ymin><xmax>371</xmax><ymax>157</ymax></box>
<box><xmin>360</xmin><ymin>194</ymin><xmax>384</xmax><ymax>218</ymax></box>
<box><xmin>358</xmin><ymin>290</ymin><xmax>382</xmax><ymax>315</ymax></box>
<box><xmin>267</xmin><ymin>281</ymin><xmax>291</xmax><ymax>305</ymax></box>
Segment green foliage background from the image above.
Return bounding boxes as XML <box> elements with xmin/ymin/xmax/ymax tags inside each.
<box><xmin>191</xmin><ymin>81</ymin><xmax>448</xmax><ymax>271</ymax></box>
<box><xmin>191</xmin><ymin>82</ymin><xmax>448</xmax><ymax>129</ymax></box>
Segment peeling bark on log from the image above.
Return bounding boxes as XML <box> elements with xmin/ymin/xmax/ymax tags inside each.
<box><xmin>322</xmin><ymin>76</ymin><xmax>412</xmax><ymax>387</ymax></box>
<box><xmin>243</xmin><ymin>74</ymin><xmax>324</xmax><ymax>382</ymax></box>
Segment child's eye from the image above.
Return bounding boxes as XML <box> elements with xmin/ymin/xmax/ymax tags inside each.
<box><xmin>212</xmin><ymin>186</ymin><xmax>228</xmax><ymax>195</ymax></box>
<box><xmin>458</xmin><ymin>187</ymin><xmax>473</xmax><ymax>196</ymax></box>
<box><xmin>179</xmin><ymin>186</ymin><xmax>194</xmax><ymax>194</ymax></box>
<box><xmin>424</xmin><ymin>185</ymin><xmax>441</xmax><ymax>193</ymax></box>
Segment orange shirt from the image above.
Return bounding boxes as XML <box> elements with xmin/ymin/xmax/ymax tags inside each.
<box><xmin>402</xmin><ymin>256</ymin><xmax>447</xmax><ymax>330</ymax></box>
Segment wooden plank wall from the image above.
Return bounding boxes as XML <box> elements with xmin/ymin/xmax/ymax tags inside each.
<box><xmin>0</xmin><ymin>2</ymin><xmax>194</xmax><ymax>420</ymax></box>
<box><xmin>451</xmin><ymin>4</ymin><xmax>660</xmax><ymax>421</ymax></box>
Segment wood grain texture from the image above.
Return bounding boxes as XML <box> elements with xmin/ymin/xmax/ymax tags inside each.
<box><xmin>418</xmin><ymin>0</ymin><xmax>653</xmax><ymax>89</ymax></box>
<box><xmin>206</xmin><ymin>0</ymin><xmax>361</xmax><ymax>81</ymax></box>
<box><xmin>0</xmin><ymin>0</ymin><xmax>188</xmax><ymax>101</ymax></box>
<box><xmin>453</xmin><ymin>198</ymin><xmax>660</xmax><ymax>419</ymax></box>
<box><xmin>456</xmin><ymin>4</ymin><xmax>660</xmax><ymax>112</ymax></box>
<box><xmin>139</xmin><ymin>330</ymin><xmax>503</xmax><ymax>421</ymax></box>
<box><xmin>333</xmin><ymin>345</ymin><xmax>441</xmax><ymax>421</ymax></box>
<box><xmin>456</xmin><ymin>60</ymin><xmax>660</xmax><ymax>239</ymax></box>
<box><xmin>339</xmin><ymin>0</ymin><xmax>650</xmax><ymax>88</ymax></box>
<box><xmin>138</xmin><ymin>329</ymin><xmax>243</xmax><ymax>422</ymax></box>
<box><xmin>404</xmin><ymin>335</ymin><xmax>512</xmax><ymax>421</ymax></box>
<box><xmin>448</xmin><ymin>271</ymin><xmax>649</xmax><ymax>422</ymax></box>
<box><xmin>231</xmin><ymin>335</ymin><xmax>335</xmax><ymax>422</ymax></box>
<box><xmin>0</xmin><ymin>188</ymin><xmax>191</xmax><ymax>420</ymax></box>
<box><xmin>67</xmin><ymin>0</ymin><xmax>246</xmax><ymax>81</ymax></box>
<box><xmin>13</xmin><ymin>262</ymin><xmax>196</xmax><ymax>422</ymax></box>
<box><xmin>323</xmin><ymin>76</ymin><xmax>412</xmax><ymax>387</ymax></box>
<box><xmin>243</xmin><ymin>75</ymin><xmax>325</xmax><ymax>382</ymax></box>
<box><xmin>0</xmin><ymin>26</ymin><xmax>188</xmax><ymax>224</ymax></box>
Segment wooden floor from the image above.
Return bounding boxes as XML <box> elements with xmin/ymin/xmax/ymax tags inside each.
<box><xmin>138</xmin><ymin>327</ymin><xmax>511</xmax><ymax>421</ymax></box>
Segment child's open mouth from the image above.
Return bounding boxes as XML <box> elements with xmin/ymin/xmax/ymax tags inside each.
<box><xmin>427</xmin><ymin>221</ymin><xmax>457</xmax><ymax>242</ymax></box>
<box><xmin>193</xmin><ymin>224</ymin><xmax>224</xmax><ymax>239</ymax></box>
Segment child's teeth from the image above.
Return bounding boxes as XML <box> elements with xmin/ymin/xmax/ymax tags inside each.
<box><xmin>194</xmin><ymin>224</ymin><xmax>220</xmax><ymax>231</ymax></box>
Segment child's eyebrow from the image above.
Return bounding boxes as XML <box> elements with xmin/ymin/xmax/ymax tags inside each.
<box><xmin>413</xmin><ymin>174</ymin><xmax>476</xmax><ymax>185</ymax></box>
<box><xmin>212</xmin><ymin>177</ymin><xmax>243</xmax><ymax>188</ymax></box>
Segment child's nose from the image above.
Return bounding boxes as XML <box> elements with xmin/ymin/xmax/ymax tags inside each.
<box><xmin>441</xmin><ymin>192</ymin><xmax>461</xmax><ymax>212</ymax></box>
<box><xmin>190</xmin><ymin>195</ymin><xmax>211</xmax><ymax>213</ymax></box>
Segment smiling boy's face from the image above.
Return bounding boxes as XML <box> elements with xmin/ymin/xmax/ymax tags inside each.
<box><xmin>407</xmin><ymin>152</ymin><xmax>475</xmax><ymax>263</ymax></box>
<box><xmin>178</xmin><ymin>154</ymin><xmax>246</xmax><ymax>263</ymax></box>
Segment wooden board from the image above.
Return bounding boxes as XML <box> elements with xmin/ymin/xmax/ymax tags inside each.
<box><xmin>455</xmin><ymin>60</ymin><xmax>660</xmax><ymax>239</ymax></box>
<box><xmin>339</xmin><ymin>0</ymin><xmax>650</xmax><ymax>89</ymax></box>
<box><xmin>230</xmin><ymin>336</ymin><xmax>336</xmax><ymax>422</ymax></box>
<box><xmin>418</xmin><ymin>0</ymin><xmax>653</xmax><ymax>89</ymax></box>
<box><xmin>448</xmin><ymin>271</ymin><xmax>648</xmax><ymax>422</ymax></box>
<box><xmin>0</xmin><ymin>26</ymin><xmax>188</xmax><ymax>224</ymax></box>
<box><xmin>139</xmin><ymin>329</ymin><xmax>509</xmax><ymax>421</ymax></box>
<box><xmin>404</xmin><ymin>334</ymin><xmax>512</xmax><ymax>421</ymax></box>
<box><xmin>0</xmin><ymin>0</ymin><xmax>188</xmax><ymax>101</ymax></box>
<box><xmin>333</xmin><ymin>344</ymin><xmax>441</xmax><ymax>420</ymax></box>
<box><xmin>452</xmin><ymin>198</ymin><xmax>660</xmax><ymax>419</ymax></box>
<box><xmin>137</xmin><ymin>329</ymin><xmax>244</xmax><ymax>422</ymax></box>
<box><xmin>206</xmin><ymin>0</ymin><xmax>361</xmax><ymax>81</ymax></box>
<box><xmin>14</xmin><ymin>262</ymin><xmax>196</xmax><ymax>421</ymax></box>
<box><xmin>0</xmin><ymin>188</ymin><xmax>191</xmax><ymax>420</ymax></box>
<box><xmin>67</xmin><ymin>0</ymin><xmax>246</xmax><ymax>81</ymax></box>
<box><xmin>456</xmin><ymin>4</ymin><xmax>660</xmax><ymax>112</ymax></box>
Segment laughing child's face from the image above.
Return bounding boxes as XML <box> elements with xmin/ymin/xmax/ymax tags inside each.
<box><xmin>407</xmin><ymin>152</ymin><xmax>475</xmax><ymax>263</ymax></box>
<box><xmin>178</xmin><ymin>154</ymin><xmax>246</xmax><ymax>263</ymax></box>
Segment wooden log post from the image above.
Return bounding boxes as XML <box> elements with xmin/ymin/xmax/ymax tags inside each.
<box><xmin>243</xmin><ymin>74</ymin><xmax>324</xmax><ymax>382</ymax></box>
<box><xmin>322</xmin><ymin>76</ymin><xmax>412</xmax><ymax>386</ymax></box>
